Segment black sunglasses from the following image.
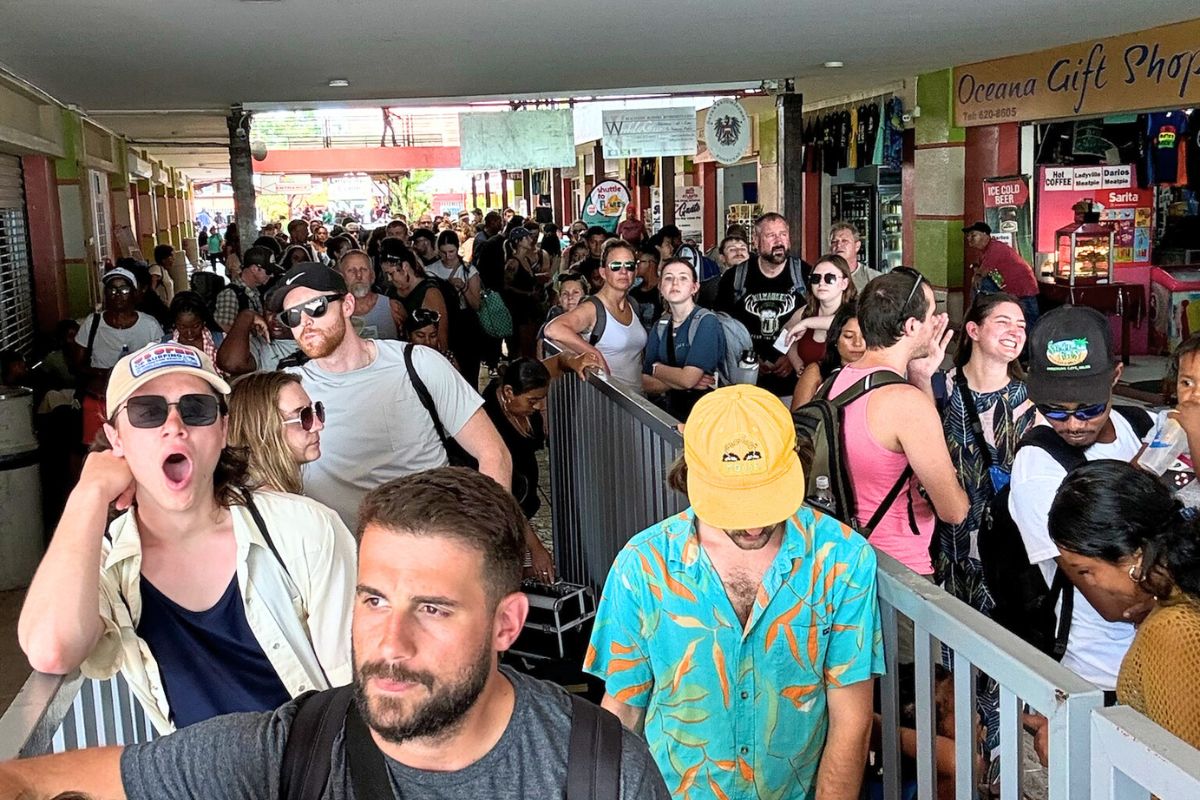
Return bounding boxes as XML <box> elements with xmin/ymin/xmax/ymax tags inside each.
<box><xmin>808</xmin><ymin>272</ymin><xmax>841</xmax><ymax>286</ymax></box>
<box><xmin>282</xmin><ymin>401</ymin><xmax>326</xmax><ymax>431</ymax></box>
<box><xmin>411</xmin><ymin>307</ymin><xmax>442</xmax><ymax>326</ymax></box>
<box><xmin>281</xmin><ymin>294</ymin><xmax>344</xmax><ymax>328</ymax></box>
<box><xmin>893</xmin><ymin>267</ymin><xmax>925</xmax><ymax>311</ymax></box>
<box><xmin>607</xmin><ymin>260</ymin><xmax>637</xmax><ymax>273</ymax></box>
<box><xmin>115</xmin><ymin>394</ymin><xmax>221</xmax><ymax>428</ymax></box>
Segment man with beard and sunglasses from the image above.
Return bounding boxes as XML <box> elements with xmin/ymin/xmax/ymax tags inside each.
<box><xmin>0</xmin><ymin>469</ymin><xmax>669</xmax><ymax>800</ymax></box>
<box><xmin>17</xmin><ymin>342</ymin><xmax>356</xmax><ymax>736</ymax></box>
<box><xmin>586</xmin><ymin>385</ymin><xmax>883</xmax><ymax>800</ymax></box>
<box><xmin>336</xmin><ymin>249</ymin><xmax>405</xmax><ymax>340</ymax></box>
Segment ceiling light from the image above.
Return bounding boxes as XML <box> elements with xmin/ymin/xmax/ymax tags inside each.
<box><xmin>823</xmin><ymin>61</ymin><xmax>844</xmax><ymax>69</ymax></box>
<box><xmin>328</xmin><ymin>79</ymin><xmax>350</xmax><ymax>88</ymax></box>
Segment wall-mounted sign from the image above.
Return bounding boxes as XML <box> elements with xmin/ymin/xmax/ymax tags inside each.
<box><xmin>580</xmin><ymin>179</ymin><xmax>631</xmax><ymax>234</ymax></box>
<box><xmin>982</xmin><ymin>176</ymin><xmax>1033</xmax><ymax>264</ymax></box>
<box><xmin>601</xmin><ymin>107</ymin><xmax>697</xmax><ymax>159</ymax></box>
<box><xmin>953</xmin><ymin>18</ymin><xmax>1200</xmax><ymax>127</ymax></box>
<box><xmin>705</xmin><ymin>99</ymin><xmax>752</xmax><ymax>165</ymax></box>
<box><xmin>675</xmin><ymin>185</ymin><xmax>704</xmax><ymax>242</ymax></box>
<box><xmin>458</xmin><ymin>110</ymin><xmax>576</xmax><ymax>170</ymax></box>
<box><xmin>261</xmin><ymin>174</ymin><xmax>314</xmax><ymax>194</ymax></box>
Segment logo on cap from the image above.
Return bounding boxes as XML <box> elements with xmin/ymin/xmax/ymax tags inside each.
<box><xmin>1045</xmin><ymin>338</ymin><xmax>1089</xmax><ymax>369</ymax></box>
<box><xmin>129</xmin><ymin>344</ymin><xmax>202</xmax><ymax>377</ymax></box>
<box><xmin>718</xmin><ymin>435</ymin><xmax>766</xmax><ymax>477</ymax></box>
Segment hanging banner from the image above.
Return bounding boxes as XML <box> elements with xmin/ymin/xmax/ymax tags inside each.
<box><xmin>675</xmin><ymin>185</ymin><xmax>704</xmax><ymax>242</ymax></box>
<box><xmin>981</xmin><ymin>175</ymin><xmax>1034</xmax><ymax>265</ymax></box>
<box><xmin>601</xmin><ymin>107</ymin><xmax>697</xmax><ymax>159</ymax></box>
<box><xmin>705</xmin><ymin>99</ymin><xmax>752</xmax><ymax>165</ymax></box>
<box><xmin>458</xmin><ymin>110</ymin><xmax>576</xmax><ymax>170</ymax></box>
<box><xmin>580</xmin><ymin>179</ymin><xmax>631</xmax><ymax>234</ymax></box>
<box><xmin>953</xmin><ymin>19</ymin><xmax>1200</xmax><ymax>127</ymax></box>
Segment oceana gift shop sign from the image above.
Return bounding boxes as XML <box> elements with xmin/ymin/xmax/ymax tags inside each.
<box><xmin>953</xmin><ymin>19</ymin><xmax>1200</xmax><ymax>127</ymax></box>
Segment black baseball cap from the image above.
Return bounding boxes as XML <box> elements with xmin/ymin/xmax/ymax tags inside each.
<box><xmin>962</xmin><ymin>221</ymin><xmax>992</xmax><ymax>235</ymax></box>
<box><xmin>409</xmin><ymin>227</ymin><xmax>436</xmax><ymax>244</ymax></box>
<box><xmin>379</xmin><ymin>238</ymin><xmax>417</xmax><ymax>264</ymax></box>
<box><xmin>265</xmin><ymin>262</ymin><xmax>347</xmax><ymax>312</ymax></box>
<box><xmin>1026</xmin><ymin>305</ymin><xmax>1117</xmax><ymax>406</ymax></box>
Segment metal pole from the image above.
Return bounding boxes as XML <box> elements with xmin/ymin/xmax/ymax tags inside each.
<box><xmin>226</xmin><ymin>104</ymin><xmax>256</xmax><ymax>252</ymax></box>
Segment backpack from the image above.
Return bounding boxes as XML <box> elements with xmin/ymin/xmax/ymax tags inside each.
<box><xmin>792</xmin><ymin>369</ymin><xmax>916</xmax><ymax>535</ymax></box>
<box><xmin>278</xmin><ymin>684</ymin><xmax>623</xmax><ymax>800</ymax></box>
<box><xmin>190</xmin><ymin>271</ymin><xmax>226</xmax><ymax>315</ymax></box>
<box><xmin>978</xmin><ymin>405</ymin><xmax>1153</xmax><ymax>659</ymax></box>
<box><xmin>652</xmin><ymin>308</ymin><xmax>757</xmax><ymax>386</ymax></box>
<box><xmin>583</xmin><ymin>295</ymin><xmax>645</xmax><ymax>346</ymax></box>
<box><xmin>732</xmin><ymin>256</ymin><xmax>807</xmax><ymax>302</ymax></box>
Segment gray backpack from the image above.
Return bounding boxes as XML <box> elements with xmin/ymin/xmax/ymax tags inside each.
<box><xmin>654</xmin><ymin>307</ymin><xmax>757</xmax><ymax>385</ymax></box>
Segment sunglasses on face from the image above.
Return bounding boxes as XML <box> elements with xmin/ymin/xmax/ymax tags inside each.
<box><xmin>281</xmin><ymin>294</ymin><xmax>344</xmax><ymax>328</ymax></box>
<box><xmin>607</xmin><ymin>261</ymin><xmax>637</xmax><ymax>273</ymax></box>
<box><xmin>808</xmin><ymin>272</ymin><xmax>841</xmax><ymax>286</ymax></box>
<box><xmin>282</xmin><ymin>401</ymin><xmax>325</xmax><ymax>431</ymax></box>
<box><xmin>115</xmin><ymin>393</ymin><xmax>221</xmax><ymax>428</ymax></box>
<box><xmin>411</xmin><ymin>308</ymin><xmax>442</xmax><ymax>326</ymax></box>
<box><xmin>1036</xmin><ymin>402</ymin><xmax>1108</xmax><ymax>422</ymax></box>
<box><xmin>105</xmin><ymin>284</ymin><xmax>134</xmax><ymax>296</ymax></box>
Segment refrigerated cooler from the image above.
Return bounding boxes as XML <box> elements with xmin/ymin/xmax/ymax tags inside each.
<box><xmin>1150</xmin><ymin>266</ymin><xmax>1200</xmax><ymax>352</ymax></box>
<box><xmin>830</xmin><ymin>169</ymin><xmax>903</xmax><ymax>271</ymax></box>
<box><xmin>831</xmin><ymin>183</ymin><xmax>875</xmax><ymax>272</ymax></box>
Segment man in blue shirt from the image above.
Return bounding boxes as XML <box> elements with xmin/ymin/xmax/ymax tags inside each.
<box><xmin>586</xmin><ymin>384</ymin><xmax>884</xmax><ymax>799</ymax></box>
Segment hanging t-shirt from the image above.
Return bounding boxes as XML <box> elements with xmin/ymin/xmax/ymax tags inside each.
<box><xmin>1147</xmin><ymin>111</ymin><xmax>1188</xmax><ymax>185</ymax></box>
<box><xmin>1186</xmin><ymin>109</ymin><xmax>1200</xmax><ymax>191</ymax></box>
<box><xmin>848</xmin><ymin>107</ymin><xmax>859</xmax><ymax>169</ymax></box>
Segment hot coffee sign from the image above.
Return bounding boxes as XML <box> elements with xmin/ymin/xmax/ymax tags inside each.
<box><xmin>953</xmin><ymin>18</ymin><xmax>1200</xmax><ymax>126</ymax></box>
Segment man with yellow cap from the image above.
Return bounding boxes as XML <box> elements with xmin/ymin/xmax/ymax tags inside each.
<box><xmin>585</xmin><ymin>384</ymin><xmax>883</xmax><ymax>800</ymax></box>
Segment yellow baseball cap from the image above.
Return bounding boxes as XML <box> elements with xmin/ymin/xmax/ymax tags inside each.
<box><xmin>105</xmin><ymin>342</ymin><xmax>231</xmax><ymax>418</ymax></box>
<box><xmin>684</xmin><ymin>385</ymin><xmax>806</xmax><ymax>530</ymax></box>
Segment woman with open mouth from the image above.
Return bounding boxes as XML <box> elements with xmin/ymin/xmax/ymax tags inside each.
<box><xmin>18</xmin><ymin>342</ymin><xmax>356</xmax><ymax>734</ymax></box>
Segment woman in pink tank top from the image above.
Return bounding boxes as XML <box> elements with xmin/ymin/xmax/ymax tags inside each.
<box><xmin>828</xmin><ymin>364</ymin><xmax>938</xmax><ymax>575</ymax></box>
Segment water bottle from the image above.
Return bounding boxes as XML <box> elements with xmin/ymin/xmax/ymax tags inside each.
<box><xmin>810</xmin><ymin>475</ymin><xmax>836</xmax><ymax>515</ymax></box>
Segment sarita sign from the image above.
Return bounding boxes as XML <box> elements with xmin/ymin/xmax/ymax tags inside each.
<box><xmin>953</xmin><ymin>19</ymin><xmax>1200</xmax><ymax>127</ymax></box>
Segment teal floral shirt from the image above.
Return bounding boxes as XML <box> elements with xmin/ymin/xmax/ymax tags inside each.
<box><xmin>585</xmin><ymin>506</ymin><xmax>884</xmax><ymax>800</ymax></box>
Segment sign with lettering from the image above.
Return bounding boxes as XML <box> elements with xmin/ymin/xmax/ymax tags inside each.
<box><xmin>580</xmin><ymin>179</ymin><xmax>631</xmax><ymax>234</ymax></box>
<box><xmin>982</xmin><ymin>176</ymin><xmax>1033</xmax><ymax>263</ymax></box>
<box><xmin>705</xmin><ymin>99</ymin><xmax>752</xmax><ymax>165</ymax></box>
<box><xmin>953</xmin><ymin>19</ymin><xmax>1200</xmax><ymax>127</ymax></box>
<box><xmin>675</xmin><ymin>186</ymin><xmax>704</xmax><ymax>242</ymax></box>
<box><xmin>601</xmin><ymin>107</ymin><xmax>697</xmax><ymax>158</ymax></box>
<box><xmin>1073</xmin><ymin>166</ymin><xmax>1103</xmax><ymax>190</ymax></box>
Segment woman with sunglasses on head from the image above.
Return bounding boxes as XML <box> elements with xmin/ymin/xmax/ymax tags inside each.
<box><xmin>19</xmin><ymin>343</ymin><xmax>355</xmax><ymax>734</ymax></box>
<box><xmin>379</xmin><ymin>238</ymin><xmax>451</xmax><ymax>354</ymax></box>
<box><xmin>642</xmin><ymin>257</ymin><xmax>724</xmax><ymax>419</ymax></box>
<box><xmin>544</xmin><ymin>239</ymin><xmax>648</xmax><ymax>393</ymax></box>
<box><xmin>783</xmin><ymin>254</ymin><xmax>857</xmax><ymax>375</ymax></box>
<box><xmin>404</xmin><ymin>307</ymin><xmax>459</xmax><ymax>370</ymax></box>
<box><xmin>790</xmin><ymin>301</ymin><xmax>866</xmax><ymax>411</ymax></box>
<box><xmin>227</xmin><ymin>371</ymin><xmax>324</xmax><ymax>495</ymax></box>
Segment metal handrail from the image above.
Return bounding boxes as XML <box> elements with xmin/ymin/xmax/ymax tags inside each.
<box><xmin>1090</xmin><ymin>706</ymin><xmax>1200</xmax><ymax>799</ymax></box>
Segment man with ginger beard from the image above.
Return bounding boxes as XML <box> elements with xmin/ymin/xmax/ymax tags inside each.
<box><xmin>336</xmin><ymin>249</ymin><xmax>405</xmax><ymax>340</ymax></box>
<box><xmin>262</xmin><ymin>264</ymin><xmax>549</xmax><ymax>579</ymax></box>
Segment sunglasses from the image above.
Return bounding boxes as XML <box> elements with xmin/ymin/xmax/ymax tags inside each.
<box><xmin>115</xmin><ymin>393</ymin><xmax>221</xmax><ymax>428</ymax></box>
<box><xmin>808</xmin><ymin>272</ymin><xmax>842</xmax><ymax>286</ymax></box>
<box><xmin>1036</xmin><ymin>402</ymin><xmax>1108</xmax><ymax>422</ymax></box>
<box><xmin>607</xmin><ymin>261</ymin><xmax>637</xmax><ymax>273</ymax></box>
<box><xmin>282</xmin><ymin>401</ymin><xmax>326</xmax><ymax>431</ymax></box>
<box><xmin>105</xmin><ymin>284</ymin><xmax>134</xmax><ymax>296</ymax></box>
<box><xmin>411</xmin><ymin>308</ymin><xmax>442</xmax><ymax>326</ymax></box>
<box><xmin>281</xmin><ymin>294</ymin><xmax>344</xmax><ymax>328</ymax></box>
<box><xmin>893</xmin><ymin>267</ymin><xmax>925</xmax><ymax>311</ymax></box>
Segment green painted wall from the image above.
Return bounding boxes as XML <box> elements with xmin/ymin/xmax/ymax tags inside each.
<box><xmin>915</xmin><ymin>69</ymin><xmax>965</xmax><ymax>147</ymax></box>
<box><xmin>66</xmin><ymin>263</ymin><xmax>93</xmax><ymax>317</ymax></box>
<box><xmin>914</xmin><ymin>219</ymin><xmax>965</xmax><ymax>287</ymax></box>
<box><xmin>55</xmin><ymin>110</ymin><xmax>82</xmax><ymax>180</ymax></box>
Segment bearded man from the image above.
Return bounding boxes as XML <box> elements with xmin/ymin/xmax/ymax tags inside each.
<box><xmin>335</xmin><ymin>249</ymin><xmax>405</xmax><ymax>340</ymax></box>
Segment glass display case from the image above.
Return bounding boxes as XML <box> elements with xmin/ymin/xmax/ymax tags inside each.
<box><xmin>1055</xmin><ymin>218</ymin><xmax>1115</xmax><ymax>286</ymax></box>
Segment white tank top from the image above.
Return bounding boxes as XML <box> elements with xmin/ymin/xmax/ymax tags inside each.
<box><xmin>595</xmin><ymin>300</ymin><xmax>647</xmax><ymax>393</ymax></box>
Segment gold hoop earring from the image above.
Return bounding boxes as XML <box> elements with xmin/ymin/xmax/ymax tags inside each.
<box><xmin>1128</xmin><ymin>563</ymin><xmax>1142</xmax><ymax>583</ymax></box>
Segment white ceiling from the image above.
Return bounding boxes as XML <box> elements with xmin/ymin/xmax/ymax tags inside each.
<box><xmin>2</xmin><ymin>0</ymin><xmax>1194</xmax><ymax>177</ymax></box>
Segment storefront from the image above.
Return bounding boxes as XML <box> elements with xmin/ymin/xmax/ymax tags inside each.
<box><xmin>954</xmin><ymin>18</ymin><xmax>1200</xmax><ymax>356</ymax></box>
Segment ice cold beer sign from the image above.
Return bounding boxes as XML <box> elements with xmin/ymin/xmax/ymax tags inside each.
<box><xmin>953</xmin><ymin>19</ymin><xmax>1200</xmax><ymax>127</ymax></box>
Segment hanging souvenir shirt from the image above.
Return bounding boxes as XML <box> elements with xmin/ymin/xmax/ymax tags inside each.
<box><xmin>848</xmin><ymin>107</ymin><xmax>859</xmax><ymax>169</ymax></box>
<box><xmin>884</xmin><ymin>98</ymin><xmax>905</xmax><ymax>170</ymax></box>
<box><xmin>1147</xmin><ymin>111</ymin><xmax>1188</xmax><ymax>186</ymax></box>
<box><xmin>823</xmin><ymin>113</ymin><xmax>839</xmax><ymax>177</ymax></box>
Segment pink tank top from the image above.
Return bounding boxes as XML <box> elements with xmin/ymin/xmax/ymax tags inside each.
<box><xmin>829</xmin><ymin>364</ymin><xmax>937</xmax><ymax>574</ymax></box>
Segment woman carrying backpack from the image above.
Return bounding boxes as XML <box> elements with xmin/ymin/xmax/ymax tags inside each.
<box><xmin>641</xmin><ymin>257</ymin><xmax>724</xmax><ymax>420</ymax></box>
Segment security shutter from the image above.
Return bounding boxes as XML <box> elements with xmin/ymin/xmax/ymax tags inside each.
<box><xmin>0</xmin><ymin>155</ymin><xmax>34</xmax><ymax>355</ymax></box>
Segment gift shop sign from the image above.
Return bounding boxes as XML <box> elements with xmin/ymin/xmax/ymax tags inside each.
<box><xmin>953</xmin><ymin>19</ymin><xmax>1200</xmax><ymax>127</ymax></box>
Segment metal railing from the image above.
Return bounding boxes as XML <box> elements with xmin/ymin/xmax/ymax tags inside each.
<box><xmin>1090</xmin><ymin>706</ymin><xmax>1200</xmax><ymax>799</ymax></box>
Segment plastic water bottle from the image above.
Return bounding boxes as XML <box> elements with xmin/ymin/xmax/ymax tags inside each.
<box><xmin>811</xmin><ymin>475</ymin><xmax>836</xmax><ymax>515</ymax></box>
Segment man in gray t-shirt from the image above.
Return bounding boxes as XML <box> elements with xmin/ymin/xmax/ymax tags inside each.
<box><xmin>0</xmin><ymin>470</ymin><xmax>667</xmax><ymax>800</ymax></box>
<box><xmin>264</xmin><ymin>262</ymin><xmax>512</xmax><ymax>530</ymax></box>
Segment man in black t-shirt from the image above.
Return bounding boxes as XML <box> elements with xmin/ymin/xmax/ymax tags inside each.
<box><xmin>715</xmin><ymin>212</ymin><xmax>810</xmax><ymax>396</ymax></box>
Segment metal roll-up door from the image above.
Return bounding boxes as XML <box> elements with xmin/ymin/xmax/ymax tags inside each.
<box><xmin>0</xmin><ymin>155</ymin><xmax>34</xmax><ymax>355</ymax></box>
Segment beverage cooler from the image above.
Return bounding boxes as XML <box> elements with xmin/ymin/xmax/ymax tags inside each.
<box><xmin>830</xmin><ymin>168</ymin><xmax>904</xmax><ymax>272</ymax></box>
<box><xmin>831</xmin><ymin>183</ymin><xmax>876</xmax><ymax>271</ymax></box>
<box><xmin>1150</xmin><ymin>266</ymin><xmax>1200</xmax><ymax>352</ymax></box>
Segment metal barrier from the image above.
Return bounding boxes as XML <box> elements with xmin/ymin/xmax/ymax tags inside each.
<box><xmin>1090</xmin><ymin>706</ymin><xmax>1200</xmax><ymax>799</ymax></box>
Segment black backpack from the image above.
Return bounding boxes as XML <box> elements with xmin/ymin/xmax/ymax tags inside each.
<box><xmin>278</xmin><ymin>684</ymin><xmax>622</xmax><ymax>800</ymax></box>
<box><xmin>792</xmin><ymin>369</ymin><xmax>918</xmax><ymax>536</ymax></box>
<box><xmin>190</xmin><ymin>271</ymin><xmax>226</xmax><ymax>316</ymax></box>
<box><xmin>978</xmin><ymin>405</ymin><xmax>1152</xmax><ymax>659</ymax></box>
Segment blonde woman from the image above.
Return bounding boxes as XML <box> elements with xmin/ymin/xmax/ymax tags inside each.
<box><xmin>227</xmin><ymin>372</ymin><xmax>325</xmax><ymax>494</ymax></box>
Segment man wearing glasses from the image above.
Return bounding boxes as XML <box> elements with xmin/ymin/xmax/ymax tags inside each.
<box><xmin>1010</xmin><ymin>305</ymin><xmax>1153</xmax><ymax>691</ymax></box>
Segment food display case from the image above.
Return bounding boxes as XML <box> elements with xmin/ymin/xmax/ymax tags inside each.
<box><xmin>1054</xmin><ymin>217</ymin><xmax>1115</xmax><ymax>286</ymax></box>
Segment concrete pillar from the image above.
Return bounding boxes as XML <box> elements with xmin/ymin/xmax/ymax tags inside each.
<box><xmin>136</xmin><ymin>179</ymin><xmax>156</xmax><ymax>259</ymax></box>
<box><xmin>550</xmin><ymin>169</ymin><xmax>564</xmax><ymax>224</ymax></box>
<box><xmin>227</xmin><ymin>104</ymin><xmax>256</xmax><ymax>251</ymax></box>
<box><xmin>698</xmin><ymin>162</ymin><xmax>717</xmax><ymax>249</ymax></box>
<box><xmin>776</xmin><ymin>92</ymin><xmax>804</xmax><ymax>259</ymax></box>
<box><xmin>21</xmin><ymin>155</ymin><xmax>69</xmax><ymax>331</ymax></box>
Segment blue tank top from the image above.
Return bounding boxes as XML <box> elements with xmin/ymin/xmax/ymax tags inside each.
<box><xmin>136</xmin><ymin>573</ymin><xmax>291</xmax><ymax>728</ymax></box>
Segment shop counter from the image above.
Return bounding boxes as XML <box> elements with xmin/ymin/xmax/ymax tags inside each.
<box><xmin>1038</xmin><ymin>281</ymin><xmax>1145</xmax><ymax>365</ymax></box>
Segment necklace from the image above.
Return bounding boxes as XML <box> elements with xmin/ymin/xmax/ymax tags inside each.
<box><xmin>500</xmin><ymin>392</ymin><xmax>533</xmax><ymax>438</ymax></box>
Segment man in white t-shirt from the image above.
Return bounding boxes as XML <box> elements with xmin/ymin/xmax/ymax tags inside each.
<box><xmin>1009</xmin><ymin>306</ymin><xmax>1151</xmax><ymax>691</ymax></box>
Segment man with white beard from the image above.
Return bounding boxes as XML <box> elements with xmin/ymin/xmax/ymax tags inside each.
<box><xmin>336</xmin><ymin>249</ymin><xmax>405</xmax><ymax>340</ymax></box>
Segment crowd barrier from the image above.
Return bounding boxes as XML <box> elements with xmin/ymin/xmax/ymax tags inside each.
<box><xmin>0</xmin><ymin>365</ymin><xmax>1198</xmax><ymax>800</ymax></box>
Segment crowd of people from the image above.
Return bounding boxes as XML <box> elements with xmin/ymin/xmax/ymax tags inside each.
<box><xmin>1</xmin><ymin>205</ymin><xmax>1199</xmax><ymax>800</ymax></box>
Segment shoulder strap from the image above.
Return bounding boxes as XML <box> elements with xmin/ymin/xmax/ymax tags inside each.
<box><xmin>685</xmin><ymin>307</ymin><xmax>714</xmax><ymax>348</ymax></box>
<box><xmin>85</xmin><ymin>312</ymin><xmax>102</xmax><ymax>355</ymax></box>
<box><xmin>1113</xmin><ymin>404</ymin><xmax>1153</xmax><ymax>439</ymax></box>
<box><xmin>953</xmin><ymin>371</ymin><xmax>994</xmax><ymax>472</ymax></box>
<box><xmin>585</xmin><ymin>295</ymin><xmax>607</xmax><ymax>346</ymax></box>
<box><xmin>828</xmin><ymin>370</ymin><xmax>908</xmax><ymax>408</ymax></box>
<box><xmin>567</xmin><ymin>694</ymin><xmax>623</xmax><ymax>800</ymax></box>
<box><xmin>788</xmin><ymin>257</ymin><xmax>805</xmax><ymax>293</ymax></box>
<box><xmin>732</xmin><ymin>262</ymin><xmax>749</xmax><ymax>300</ymax></box>
<box><xmin>345</xmin><ymin>699</ymin><xmax>395</xmax><ymax>799</ymax></box>
<box><xmin>403</xmin><ymin>343</ymin><xmax>452</xmax><ymax>447</ymax></box>
<box><xmin>1017</xmin><ymin>426</ymin><xmax>1089</xmax><ymax>472</ymax></box>
<box><xmin>279</xmin><ymin>687</ymin><xmax>355</xmax><ymax>800</ymax></box>
<box><xmin>1049</xmin><ymin>569</ymin><xmax>1074</xmax><ymax>662</ymax></box>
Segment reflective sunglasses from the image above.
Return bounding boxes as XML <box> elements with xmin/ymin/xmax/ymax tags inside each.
<box><xmin>115</xmin><ymin>394</ymin><xmax>221</xmax><ymax>428</ymax></box>
<box><xmin>410</xmin><ymin>307</ymin><xmax>442</xmax><ymax>326</ymax></box>
<box><xmin>105</xmin><ymin>284</ymin><xmax>134</xmax><ymax>296</ymax></box>
<box><xmin>1036</xmin><ymin>402</ymin><xmax>1108</xmax><ymax>422</ymax></box>
<box><xmin>808</xmin><ymin>272</ymin><xmax>841</xmax><ymax>286</ymax></box>
<box><xmin>282</xmin><ymin>401</ymin><xmax>325</xmax><ymax>431</ymax></box>
<box><xmin>607</xmin><ymin>260</ymin><xmax>637</xmax><ymax>273</ymax></box>
<box><xmin>281</xmin><ymin>293</ymin><xmax>344</xmax><ymax>328</ymax></box>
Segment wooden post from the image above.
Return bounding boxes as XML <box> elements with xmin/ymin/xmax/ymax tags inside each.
<box><xmin>776</xmin><ymin>92</ymin><xmax>805</xmax><ymax>258</ymax></box>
